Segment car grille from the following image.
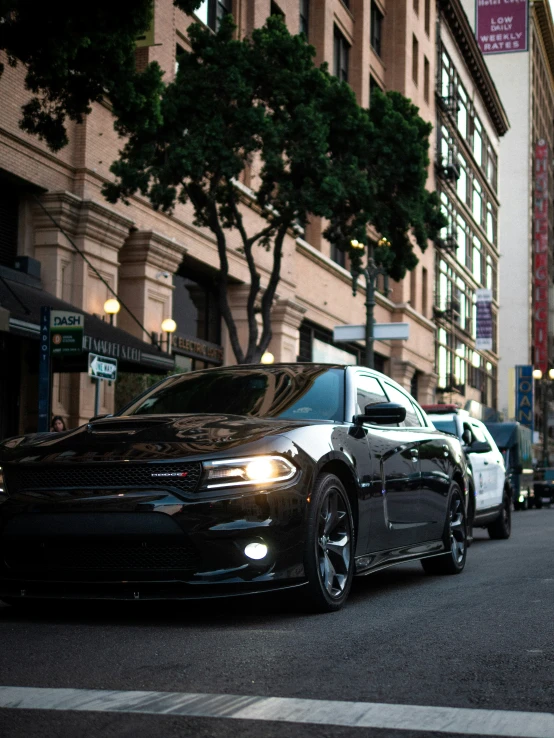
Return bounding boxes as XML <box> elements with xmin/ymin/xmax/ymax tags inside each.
<box><xmin>4</xmin><ymin>463</ymin><xmax>202</xmax><ymax>495</ymax></box>
<box><xmin>4</xmin><ymin>543</ymin><xmax>202</xmax><ymax>572</ymax></box>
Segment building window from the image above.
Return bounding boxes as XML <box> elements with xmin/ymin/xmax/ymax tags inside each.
<box><xmin>331</xmin><ymin>243</ymin><xmax>346</xmax><ymax>268</ymax></box>
<box><xmin>473</xmin><ymin>116</ymin><xmax>483</xmax><ymax>166</ymax></box>
<box><xmin>424</xmin><ymin>0</ymin><xmax>431</xmax><ymax>35</ymax></box>
<box><xmin>424</xmin><ymin>56</ymin><xmax>430</xmax><ymax>102</ymax></box>
<box><xmin>271</xmin><ymin>1</ymin><xmax>284</xmax><ymax>17</ymax></box>
<box><xmin>410</xmin><ymin>268</ymin><xmax>417</xmax><ymax>309</ymax></box>
<box><xmin>299</xmin><ymin>0</ymin><xmax>309</xmax><ymax>37</ymax></box>
<box><xmin>412</xmin><ymin>35</ymin><xmax>419</xmax><ymax>85</ymax></box>
<box><xmin>370</xmin><ymin>75</ymin><xmax>382</xmax><ymax>101</ymax></box>
<box><xmin>422</xmin><ymin>267</ymin><xmax>428</xmax><ymax>317</ymax></box>
<box><xmin>371</xmin><ymin>2</ymin><xmax>383</xmax><ymax>57</ymax></box>
<box><xmin>194</xmin><ymin>0</ymin><xmax>232</xmax><ymax>31</ymax></box>
<box><xmin>175</xmin><ymin>43</ymin><xmax>185</xmax><ymax>75</ymax></box>
<box><xmin>413</xmin><ymin>0</ymin><xmax>419</xmax><ymax>15</ymax></box>
<box><xmin>334</xmin><ymin>26</ymin><xmax>350</xmax><ymax>82</ymax></box>
<box><xmin>0</xmin><ymin>184</ymin><xmax>18</xmax><ymax>268</ymax></box>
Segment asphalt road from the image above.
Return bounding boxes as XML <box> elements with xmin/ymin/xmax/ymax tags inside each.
<box><xmin>0</xmin><ymin>508</ymin><xmax>553</xmax><ymax>738</ymax></box>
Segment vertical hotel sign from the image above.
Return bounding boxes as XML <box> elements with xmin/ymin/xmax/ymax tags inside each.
<box><xmin>534</xmin><ymin>140</ymin><xmax>549</xmax><ymax>375</ymax></box>
<box><xmin>515</xmin><ymin>365</ymin><xmax>533</xmax><ymax>432</ymax></box>
<box><xmin>476</xmin><ymin>0</ymin><xmax>528</xmax><ymax>55</ymax></box>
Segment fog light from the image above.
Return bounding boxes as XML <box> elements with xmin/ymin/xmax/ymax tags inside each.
<box><xmin>244</xmin><ymin>542</ymin><xmax>268</xmax><ymax>560</ymax></box>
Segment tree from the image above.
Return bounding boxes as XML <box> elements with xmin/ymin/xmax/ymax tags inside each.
<box><xmin>0</xmin><ymin>0</ymin><xmax>202</xmax><ymax>151</ymax></box>
<box><xmin>104</xmin><ymin>16</ymin><xmax>444</xmax><ymax>364</ymax></box>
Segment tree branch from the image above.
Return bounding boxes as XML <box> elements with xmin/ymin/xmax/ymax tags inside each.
<box><xmin>257</xmin><ymin>221</ymin><xmax>288</xmax><ymax>359</ymax></box>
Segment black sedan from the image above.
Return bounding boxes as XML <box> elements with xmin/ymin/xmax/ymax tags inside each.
<box><xmin>0</xmin><ymin>364</ymin><xmax>470</xmax><ymax>612</ymax></box>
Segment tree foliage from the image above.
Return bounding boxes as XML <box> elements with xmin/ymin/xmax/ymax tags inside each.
<box><xmin>105</xmin><ymin>15</ymin><xmax>443</xmax><ymax>363</ymax></box>
<box><xmin>0</xmin><ymin>0</ymin><xmax>202</xmax><ymax>151</ymax></box>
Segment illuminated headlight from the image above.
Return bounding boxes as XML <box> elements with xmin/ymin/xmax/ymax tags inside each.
<box><xmin>202</xmin><ymin>456</ymin><xmax>296</xmax><ymax>489</ymax></box>
<box><xmin>0</xmin><ymin>466</ymin><xmax>6</xmax><ymax>499</ymax></box>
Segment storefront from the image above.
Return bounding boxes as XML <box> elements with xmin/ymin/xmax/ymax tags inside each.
<box><xmin>0</xmin><ymin>265</ymin><xmax>174</xmax><ymax>439</ymax></box>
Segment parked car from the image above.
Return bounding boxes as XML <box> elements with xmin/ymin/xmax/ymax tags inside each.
<box><xmin>0</xmin><ymin>364</ymin><xmax>471</xmax><ymax>613</ymax></box>
<box><xmin>485</xmin><ymin>422</ymin><xmax>534</xmax><ymax>510</ymax></box>
<box><xmin>422</xmin><ymin>405</ymin><xmax>510</xmax><ymax>540</ymax></box>
<box><xmin>532</xmin><ymin>467</ymin><xmax>554</xmax><ymax>508</ymax></box>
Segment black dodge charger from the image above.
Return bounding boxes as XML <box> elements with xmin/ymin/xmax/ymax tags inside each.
<box><xmin>0</xmin><ymin>364</ymin><xmax>470</xmax><ymax>612</ymax></box>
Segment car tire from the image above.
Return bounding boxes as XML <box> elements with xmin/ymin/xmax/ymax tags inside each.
<box><xmin>421</xmin><ymin>483</ymin><xmax>467</xmax><ymax>576</ymax></box>
<box><xmin>487</xmin><ymin>490</ymin><xmax>511</xmax><ymax>539</ymax></box>
<box><xmin>466</xmin><ymin>486</ymin><xmax>475</xmax><ymax>548</ymax></box>
<box><xmin>302</xmin><ymin>473</ymin><xmax>355</xmax><ymax>613</ymax></box>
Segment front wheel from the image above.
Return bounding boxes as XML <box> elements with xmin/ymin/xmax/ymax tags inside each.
<box><xmin>488</xmin><ymin>491</ymin><xmax>511</xmax><ymax>539</ymax></box>
<box><xmin>421</xmin><ymin>483</ymin><xmax>467</xmax><ymax>575</ymax></box>
<box><xmin>302</xmin><ymin>473</ymin><xmax>355</xmax><ymax>613</ymax></box>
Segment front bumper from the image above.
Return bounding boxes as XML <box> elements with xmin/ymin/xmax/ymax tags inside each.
<box><xmin>0</xmin><ymin>483</ymin><xmax>308</xmax><ymax>601</ymax></box>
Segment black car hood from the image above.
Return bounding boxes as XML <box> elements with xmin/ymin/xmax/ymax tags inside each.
<box><xmin>0</xmin><ymin>414</ymin><xmax>311</xmax><ymax>464</ymax></box>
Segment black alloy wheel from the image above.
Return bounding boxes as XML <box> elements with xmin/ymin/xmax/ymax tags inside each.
<box><xmin>302</xmin><ymin>473</ymin><xmax>355</xmax><ymax>613</ymax></box>
<box><xmin>488</xmin><ymin>490</ymin><xmax>512</xmax><ymax>540</ymax></box>
<box><xmin>421</xmin><ymin>483</ymin><xmax>467</xmax><ymax>575</ymax></box>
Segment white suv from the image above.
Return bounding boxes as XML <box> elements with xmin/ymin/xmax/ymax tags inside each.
<box><xmin>423</xmin><ymin>406</ymin><xmax>510</xmax><ymax>540</ymax></box>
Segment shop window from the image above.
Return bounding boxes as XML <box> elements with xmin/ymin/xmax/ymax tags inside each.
<box><xmin>334</xmin><ymin>25</ymin><xmax>350</xmax><ymax>82</ymax></box>
<box><xmin>370</xmin><ymin>2</ymin><xmax>383</xmax><ymax>57</ymax></box>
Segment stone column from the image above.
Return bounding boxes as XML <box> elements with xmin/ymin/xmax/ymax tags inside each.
<box><xmin>267</xmin><ymin>299</ymin><xmax>306</xmax><ymax>363</ymax></box>
<box><xmin>418</xmin><ymin>372</ymin><xmax>438</xmax><ymax>406</ymax></box>
<box><xmin>390</xmin><ymin>359</ymin><xmax>417</xmax><ymax>392</ymax></box>
<box><xmin>117</xmin><ymin>230</ymin><xmax>186</xmax><ymax>343</ymax></box>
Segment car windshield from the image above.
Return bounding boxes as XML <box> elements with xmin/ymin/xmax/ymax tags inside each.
<box><xmin>121</xmin><ymin>366</ymin><xmax>345</xmax><ymax>422</ymax></box>
<box><xmin>432</xmin><ymin>419</ymin><xmax>457</xmax><ymax>435</ymax></box>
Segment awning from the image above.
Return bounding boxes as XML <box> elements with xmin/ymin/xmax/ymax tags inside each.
<box><xmin>0</xmin><ymin>267</ymin><xmax>174</xmax><ymax>374</ymax></box>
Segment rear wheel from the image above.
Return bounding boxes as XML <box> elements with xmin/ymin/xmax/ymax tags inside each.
<box><xmin>302</xmin><ymin>473</ymin><xmax>355</xmax><ymax>613</ymax></box>
<box><xmin>421</xmin><ymin>483</ymin><xmax>467</xmax><ymax>575</ymax></box>
<box><xmin>487</xmin><ymin>491</ymin><xmax>511</xmax><ymax>539</ymax></box>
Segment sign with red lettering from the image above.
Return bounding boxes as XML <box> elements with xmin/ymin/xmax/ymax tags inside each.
<box><xmin>534</xmin><ymin>140</ymin><xmax>549</xmax><ymax>374</ymax></box>
<box><xmin>476</xmin><ymin>0</ymin><xmax>528</xmax><ymax>55</ymax></box>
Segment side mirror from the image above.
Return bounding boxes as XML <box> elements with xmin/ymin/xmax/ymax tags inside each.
<box><xmin>462</xmin><ymin>429</ymin><xmax>473</xmax><ymax>446</ymax></box>
<box><xmin>469</xmin><ymin>441</ymin><xmax>492</xmax><ymax>453</ymax></box>
<box><xmin>355</xmin><ymin>402</ymin><xmax>407</xmax><ymax>425</ymax></box>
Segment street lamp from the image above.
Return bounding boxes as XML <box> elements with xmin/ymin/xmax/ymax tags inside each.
<box><xmin>103</xmin><ymin>298</ymin><xmax>120</xmax><ymax>325</ymax></box>
<box><xmin>161</xmin><ymin>318</ymin><xmax>177</xmax><ymax>353</ymax></box>
<box><xmin>261</xmin><ymin>352</ymin><xmax>275</xmax><ymax>365</ymax></box>
<box><xmin>533</xmin><ymin>368</ymin><xmax>554</xmax><ymax>467</ymax></box>
<box><xmin>350</xmin><ymin>237</ymin><xmax>391</xmax><ymax>369</ymax></box>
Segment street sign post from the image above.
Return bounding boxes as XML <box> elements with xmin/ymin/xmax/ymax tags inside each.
<box><xmin>38</xmin><ymin>307</ymin><xmax>51</xmax><ymax>432</ymax></box>
<box><xmin>333</xmin><ymin>323</ymin><xmax>410</xmax><ymax>343</ymax></box>
<box><xmin>88</xmin><ymin>354</ymin><xmax>118</xmax><ymax>418</ymax></box>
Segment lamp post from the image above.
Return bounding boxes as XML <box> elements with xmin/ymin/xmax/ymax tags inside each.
<box><xmin>350</xmin><ymin>237</ymin><xmax>391</xmax><ymax>369</ymax></box>
<box><xmin>103</xmin><ymin>298</ymin><xmax>120</xmax><ymax>325</ymax></box>
<box><xmin>532</xmin><ymin>367</ymin><xmax>554</xmax><ymax>467</ymax></box>
<box><xmin>161</xmin><ymin>318</ymin><xmax>177</xmax><ymax>353</ymax></box>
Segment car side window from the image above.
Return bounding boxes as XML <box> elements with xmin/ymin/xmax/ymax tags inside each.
<box><xmin>355</xmin><ymin>375</ymin><xmax>388</xmax><ymax>416</ymax></box>
<box><xmin>470</xmin><ymin>423</ymin><xmax>487</xmax><ymax>443</ymax></box>
<box><xmin>383</xmin><ymin>383</ymin><xmax>422</xmax><ymax>428</ymax></box>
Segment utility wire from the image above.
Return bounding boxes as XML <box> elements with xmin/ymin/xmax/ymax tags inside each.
<box><xmin>34</xmin><ymin>195</ymin><xmax>159</xmax><ymax>347</ymax></box>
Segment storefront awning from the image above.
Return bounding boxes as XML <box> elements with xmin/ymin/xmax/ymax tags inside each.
<box><xmin>0</xmin><ymin>268</ymin><xmax>174</xmax><ymax>374</ymax></box>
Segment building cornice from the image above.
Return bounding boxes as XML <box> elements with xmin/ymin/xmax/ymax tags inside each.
<box><xmin>438</xmin><ymin>0</ymin><xmax>510</xmax><ymax>137</ymax></box>
<box><xmin>532</xmin><ymin>0</ymin><xmax>554</xmax><ymax>86</ymax></box>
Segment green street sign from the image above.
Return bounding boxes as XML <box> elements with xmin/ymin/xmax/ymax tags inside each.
<box><xmin>50</xmin><ymin>310</ymin><xmax>84</xmax><ymax>355</ymax></box>
<box><xmin>88</xmin><ymin>353</ymin><xmax>118</xmax><ymax>381</ymax></box>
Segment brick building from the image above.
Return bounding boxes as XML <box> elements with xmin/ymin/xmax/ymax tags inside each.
<box><xmin>0</xmin><ymin>0</ymin><xmax>476</xmax><ymax>437</ymax></box>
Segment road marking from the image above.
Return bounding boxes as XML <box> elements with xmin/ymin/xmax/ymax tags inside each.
<box><xmin>0</xmin><ymin>687</ymin><xmax>553</xmax><ymax>737</ymax></box>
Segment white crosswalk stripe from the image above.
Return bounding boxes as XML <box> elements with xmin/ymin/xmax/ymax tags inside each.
<box><xmin>0</xmin><ymin>686</ymin><xmax>553</xmax><ymax>737</ymax></box>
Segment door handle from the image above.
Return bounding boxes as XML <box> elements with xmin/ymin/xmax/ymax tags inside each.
<box><xmin>410</xmin><ymin>449</ymin><xmax>419</xmax><ymax>461</ymax></box>
<box><xmin>483</xmin><ymin>461</ymin><xmax>489</xmax><ymax>465</ymax></box>
<box><xmin>442</xmin><ymin>444</ymin><xmax>449</xmax><ymax>457</ymax></box>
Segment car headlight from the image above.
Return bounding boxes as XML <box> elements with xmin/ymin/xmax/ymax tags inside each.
<box><xmin>202</xmin><ymin>456</ymin><xmax>297</xmax><ymax>489</ymax></box>
<box><xmin>0</xmin><ymin>466</ymin><xmax>6</xmax><ymax>499</ymax></box>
